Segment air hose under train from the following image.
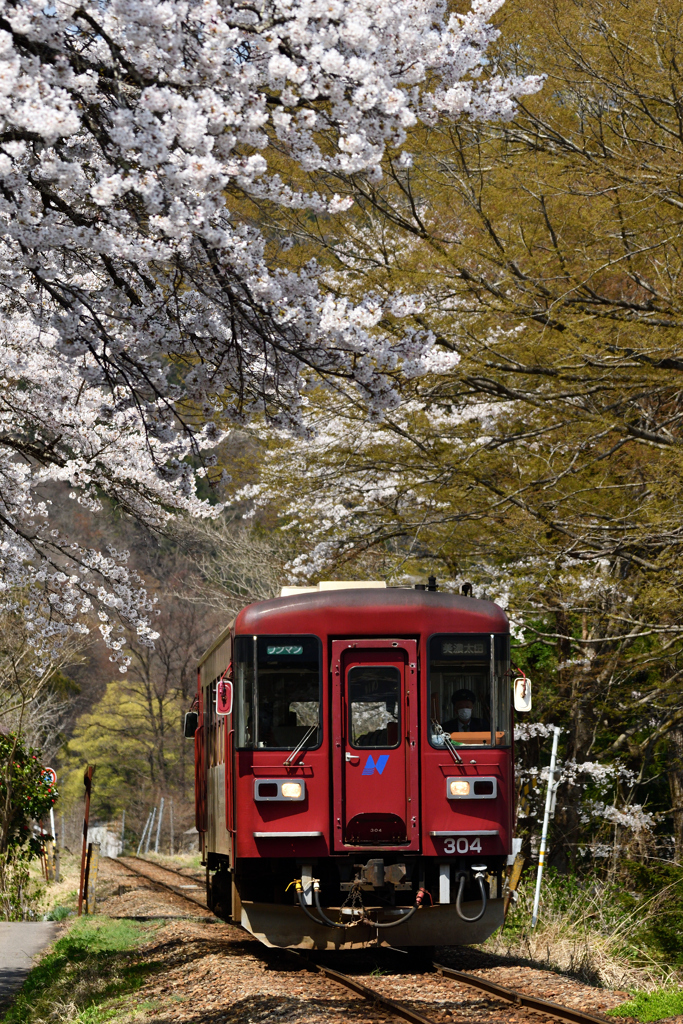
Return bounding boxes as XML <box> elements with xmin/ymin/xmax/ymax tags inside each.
<box><xmin>454</xmin><ymin>864</ymin><xmax>488</xmax><ymax>923</ymax></box>
<box><xmin>293</xmin><ymin>878</ymin><xmax>429</xmax><ymax>929</ymax></box>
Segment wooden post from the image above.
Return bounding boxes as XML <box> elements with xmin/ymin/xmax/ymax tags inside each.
<box><xmin>502</xmin><ymin>852</ymin><xmax>525</xmax><ymax>924</ymax></box>
<box><xmin>78</xmin><ymin>766</ymin><xmax>95</xmax><ymax>917</ymax></box>
<box><xmin>84</xmin><ymin>842</ymin><xmax>100</xmax><ymax>914</ymax></box>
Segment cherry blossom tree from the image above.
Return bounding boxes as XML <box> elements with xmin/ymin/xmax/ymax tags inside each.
<box><xmin>0</xmin><ymin>0</ymin><xmax>541</xmax><ymax>661</ymax></box>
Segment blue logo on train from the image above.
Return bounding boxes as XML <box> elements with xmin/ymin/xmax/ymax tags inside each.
<box><xmin>361</xmin><ymin>754</ymin><xmax>389</xmax><ymax>776</ymax></box>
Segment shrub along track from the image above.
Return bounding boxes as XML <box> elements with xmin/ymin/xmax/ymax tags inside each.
<box><xmin>110</xmin><ymin>856</ymin><xmax>628</xmax><ymax>1024</ymax></box>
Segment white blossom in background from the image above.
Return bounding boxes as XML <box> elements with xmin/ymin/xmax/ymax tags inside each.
<box><xmin>514</xmin><ymin>722</ymin><xmax>559</xmax><ymax>742</ymax></box>
<box><xmin>0</xmin><ymin>0</ymin><xmax>542</xmax><ymax>657</ymax></box>
<box><xmin>515</xmin><ymin>730</ymin><xmax>650</xmax><ymax>839</ymax></box>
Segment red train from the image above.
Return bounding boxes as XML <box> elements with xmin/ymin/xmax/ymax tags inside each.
<box><xmin>187</xmin><ymin>582</ymin><xmax>529</xmax><ymax>949</ymax></box>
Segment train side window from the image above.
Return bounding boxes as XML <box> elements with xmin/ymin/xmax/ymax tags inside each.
<box><xmin>494</xmin><ymin>634</ymin><xmax>511</xmax><ymax>746</ymax></box>
<box><xmin>234</xmin><ymin>635</ymin><xmax>322</xmax><ymax>751</ymax></box>
<box><xmin>348</xmin><ymin>666</ymin><xmax>401</xmax><ymax>749</ymax></box>
<box><xmin>234</xmin><ymin>637</ymin><xmax>254</xmax><ymax>748</ymax></box>
<box><xmin>428</xmin><ymin>633</ymin><xmax>510</xmax><ymax>748</ymax></box>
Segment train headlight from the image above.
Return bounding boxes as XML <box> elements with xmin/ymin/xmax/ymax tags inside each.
<box><xmin>446</xmin><ymin>776</ymin><xmax>498</xmax><ymax>799</ymax></box>
<box><xmin>281</xmin><ymin>782</ymin><xmax>303</xmax><ymax>799</ymax></box>
<box><xmin>450</xmin><ymin>779</ymin><xmax>471</xmax><ymax>797</ymax></box>
<box><xmin>254</xmin><ymin>779</ymin><xmax>306</xmax><ymax>801</ymax></box>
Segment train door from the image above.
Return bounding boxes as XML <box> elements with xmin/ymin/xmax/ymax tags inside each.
<box><xmin>331</xmin><ymin>639</ymin><xmax>419</xmax><ymax>851</ymax></box>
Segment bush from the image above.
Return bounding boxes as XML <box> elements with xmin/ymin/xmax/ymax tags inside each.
<box><xmin>0</xmin><ymin>733</ymin><xmax>58</xmax><ymax>856</ymax></box>
<box><xmin>0</xmin><ymin>733</ymin><xmax>58</xmax><ymax>920</ymax></box>
<box><xmin>622</xmin><ymin>861</ymin><xmax>683</xmax><ymax>966</ymax></box>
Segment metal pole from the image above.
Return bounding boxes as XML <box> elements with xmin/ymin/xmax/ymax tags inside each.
<box><xmin>145</xmin><ymin>807</ymin><xmax>156</xmax><ymax>853</ymax></box>
<box><xmin>49</xmin><ymin>806</ymin><xmax>57</xmax><ymax>882</ymax></box>
<box><xmin>154</xmin><ymin>797</ymin><xmax>164</xmax><ymax>854</ymax></box>
<box><xmin>137</xmin><ymin>811</ymin><xmax>152</xmax><ymax>856</ymax></box>
<box><xmin>531</xmin><ymin>726</ymin><xmax>561</xmax><ymax>928</ymax></box>
<box><xmin>78</xmin><ymin>766</ymin><xmax>95</xmax><ymax>917</ymax></box>
<box><xmin>169</xmin><ymin>800</ymin><xmax>174</xmax><ymax>856</ymax></box>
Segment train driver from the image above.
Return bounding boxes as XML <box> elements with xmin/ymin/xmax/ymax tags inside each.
<box><xmin>443</xmin><ymin>688</ymin><xmax>489</xmax><ymax>735</ymax></box>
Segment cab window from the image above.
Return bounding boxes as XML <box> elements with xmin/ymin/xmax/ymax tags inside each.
<box><xmin>234</xmin><ymin>635</ymin><xmax>322</xmax><ymax>750</ymax></box>
<box><xmin>428</xmin><ymin>634</ymin><xmax>510</xmax><ymax>747</ymax></box>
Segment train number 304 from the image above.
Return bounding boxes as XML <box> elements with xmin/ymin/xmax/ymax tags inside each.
<box><xmin>443</xmin><ymin>837</ymin><xmax>482</xmax><ymax>854</ymax></box>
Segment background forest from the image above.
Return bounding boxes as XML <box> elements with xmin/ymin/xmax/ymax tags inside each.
<box><xmin>2</xmin><ymin>0</ymin><xmax>683</xmax><ymax>988</ymax></box>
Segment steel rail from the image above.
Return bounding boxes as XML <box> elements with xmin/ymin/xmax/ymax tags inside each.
<box><xmin>116</xmin><ymin>858</ymin><xmax>442</xmax><ymax>1024</ymax></box>
<box><xmin>117</xmin><ymin>857</ymin><xmax>613</xmax><ymax>1024</ymax></box>
<box><xmin>117</xmin><ymin>855</ymin><xmax>211</xmax><ymax>912</ymax></box>
<box><xmin>433</xmin><ymin>963</ymin><xmax>610</xmax><ymax>1024</ymax></box>
<box><xmin>288</xmin><ymin>953</ymin><xmax>441</xmax><ymax>1024</ymax></box>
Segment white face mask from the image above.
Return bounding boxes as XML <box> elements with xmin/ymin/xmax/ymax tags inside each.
<box><xmin>457</xmin><ymin>707</ymin><xmax>473</xmax><ymax>723</ymax></box>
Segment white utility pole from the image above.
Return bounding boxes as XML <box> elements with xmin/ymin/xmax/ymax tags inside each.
<box><xmin>145</xmin><ymin>807</ymin><xmax>156</xmax><ymax>854</ymax></box>
<box><xmin>169</xmin><ymin>800</ymin><xmax>174</xmax><ymax>857</ymax></box>
<box><xmin>137</xmin><ymin>811</ymin><xmax>152</xmax><ymax>855</ymax></box>
<box><xmin>531</xmin><ymin>726</ymin><xmax>561</xmax><ymax>928</ymax></box>
<box><xmin>154</xmin><ymin>797</ymin><xmax>164</xmax><ymax>854</ymax></box>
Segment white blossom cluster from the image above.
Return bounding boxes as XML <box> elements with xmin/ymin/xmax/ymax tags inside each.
<box><xmin>516</xmin><ymin>740</ymin><xmax>650</xmax><ymax>837</ymax></box>
<box><xmin>0</xmin><ymin>0</ymin><xmax>541</xmax><ymax>656</ymax></box>
<box><xmin>514</xmin><ymin>721</ymin><xmax>559</xmax><ymax>741</ymax></box>
<box><xmin>582</xmin><ymin>801</ymin><xmax>655</xmax><ymax>834</ymax></box>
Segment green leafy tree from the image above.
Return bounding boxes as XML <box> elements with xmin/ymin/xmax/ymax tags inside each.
<box><xmin>228</xmin><ymin>0</ymin><xmax>683</xmax><ymax>866</ymax></box>
<box><xmin>0</xmin><ymin>733</ymin><xmax>57</xmax><ymax>920</ymax></box>
<box><xmin>0</xmin><ymin>734</ymin><xmax>57</xmax><ymax>857</ymax></box>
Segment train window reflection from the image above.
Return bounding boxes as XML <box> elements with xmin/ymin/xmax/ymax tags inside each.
<box><xmin>234</xmin><ymin>635</ymin><xmax>322</xmax><ymax>750</ymax></box>
<box><xmin>348</xmin><ymin>666</ymin><xmax>401</xmax><ymax>749</ymax></box>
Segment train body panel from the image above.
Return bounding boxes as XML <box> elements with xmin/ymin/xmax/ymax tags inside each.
<box><xmin>193</xmin><ymin>587</ymin><xmax>517</xmax><ymax>947</ymax></box>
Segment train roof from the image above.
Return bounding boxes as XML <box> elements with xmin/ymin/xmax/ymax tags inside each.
<box><xmin>233</xmin><ymin>587</ymin><xmax>508</xmax><ymax>637</ymax></box>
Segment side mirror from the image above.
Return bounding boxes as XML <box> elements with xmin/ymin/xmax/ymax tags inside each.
<box><xmin>216</xmin><ymin>676</ymin><xmax>233</xmax><ymax>716</ymax></box>
<box><xmin>184</xmin><ymin>711</ymin><xmax>198</xmax><ymax>737</ymax></box>
<box><xmin>513</xmin><ymin>673</ymin><xmax>532</xmax><ymax>713</ymax></box>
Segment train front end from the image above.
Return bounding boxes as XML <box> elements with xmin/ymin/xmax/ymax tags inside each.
<box><xmin>193</xmin><ymin>585</ymin><xmax>516</xmax><ymax>949</ymax></box>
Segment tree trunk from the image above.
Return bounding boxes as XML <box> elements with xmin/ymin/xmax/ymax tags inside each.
<box><xmin>668</xmin><ymin>727</ymin><xmax>683</xmax><ymax>863</ymax></box>
<box><xmin>549</xmin><ymin>611</ymin><xmax>595</xmax><ymax>872</ymax></box>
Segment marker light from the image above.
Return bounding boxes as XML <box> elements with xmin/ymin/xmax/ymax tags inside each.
<box><xmin>281</xmin><ymin>782</ymin><xmax>303</xmax><ymax>799</ymax></box>
<box><xmin>450</xmin><ymin>780</ymin><xmax>471</xmax><ymax>797</ymax></box>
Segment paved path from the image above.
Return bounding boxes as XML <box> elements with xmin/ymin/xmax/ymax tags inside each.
<box><xmin>0</xmin><ymin>922</ymin><xmax>58</xmax><ymax>1005</ymax></box>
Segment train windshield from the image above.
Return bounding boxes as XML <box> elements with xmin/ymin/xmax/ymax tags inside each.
<box><xmin>234</xmin><ymin>635</ymin><xmax>322</xmax><ymax>750</ymax></box>
<box><xmin>348</xmin><ymin>665</ymin><xmax>401</xmax><ymax>749</ymax></box>
<box><xmin>428</xmin><ymin>634</ymin><xmax>510</xmax><ymax>748</ymax></box>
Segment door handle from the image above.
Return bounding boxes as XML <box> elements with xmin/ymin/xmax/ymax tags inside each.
<box><xmin>345</xmin><ymin>753</ymin><xmax>360</xmax><ymax>764</ymax></box>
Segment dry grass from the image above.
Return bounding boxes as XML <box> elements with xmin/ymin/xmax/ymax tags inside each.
<box><xmin>485</xmin><ymin>874</ymin><xmax>681</xmax><ymax>992</ymax></box>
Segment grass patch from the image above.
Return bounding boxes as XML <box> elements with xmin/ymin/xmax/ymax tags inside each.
<box><xmin>1</xmin><ymin>916</ymin><xmax>162</xmax><ymax>1024</ymax></box>
<box><xmin>46</xmin><ymin>904</ymin><xmax>72</xmax><ymax>921</ymax></box>
<box><xmin>608</xmin><ymin>988</ymin><xmax>683</xmax><ymax>1021</ymax></box>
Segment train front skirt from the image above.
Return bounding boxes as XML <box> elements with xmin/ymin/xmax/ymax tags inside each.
<box><xmin>240</xmin><ymin>899</ymin><xmax>505</xmax><ymax>950</ymax></box>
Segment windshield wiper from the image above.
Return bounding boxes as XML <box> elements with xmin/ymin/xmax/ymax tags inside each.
<box><xmin>431</xmin><ymin>718</ymin><xmax>463</xmax><ymax>765</ymax></box>
<box><xmin>284</xmin><ymin>724</ymin><xmax>317</xmax><ymax>766</ymax></box>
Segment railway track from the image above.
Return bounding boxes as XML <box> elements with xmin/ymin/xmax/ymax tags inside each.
<box><xmin>114</xmin><ymin>856</ymin><xmax>614</xmax><ymax>1024</ymax></box>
